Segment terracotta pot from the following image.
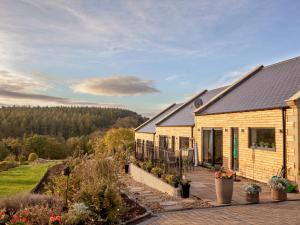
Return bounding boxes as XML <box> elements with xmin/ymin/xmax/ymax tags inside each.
<box><xmin>246</xmin><ymin>192</ymin><xmax>259</xmax><ymax>203</ymax></box>
<box><xmin>271</xmin><ymin>189</ymin><xmax>287</xmax><ymax>201</ymax></box>
<box><xmin>215</xmin><ymin>178</ymin><xmax>233</xmax><ymax>204</ymax></box>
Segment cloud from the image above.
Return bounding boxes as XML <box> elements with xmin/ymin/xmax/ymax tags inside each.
<box><xmin>165</xmin><ymin>75</ymin><xmax>179</xmax><ymax>81</ymax></box>
<box><xmin>0</xmin><ymin>70</ymin><xmax>123</xmax><ymax>107</ymax></box>
<box><xmin>72</xmin><ymin>76</ymin><xmax>159</xmax><ymax>96</ymax></box>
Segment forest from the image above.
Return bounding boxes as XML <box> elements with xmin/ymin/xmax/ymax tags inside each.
<box><xmin>0</xmin><ymin>106</ymin><xmax>146</xmax><ymax>160</ymax></box>
<box><xmin>0</xmin><ymin>106</ymin><xmax>146</xmax><ymax>138</ymax></box>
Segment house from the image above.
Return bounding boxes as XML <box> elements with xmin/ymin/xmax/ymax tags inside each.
<box><xmin>134</xmin><ymin>103</ymin><xmax>183</xmax><ymax>160</ymax></box>
<box><xmin>194</xmin><ymin>57</ymin><xmax>300</xmax><ymax>183</ymax></box>
<box><xmin>155</xmin><ymin>87</ymin><xmax>227</xmax><ymax>153</ymax></box>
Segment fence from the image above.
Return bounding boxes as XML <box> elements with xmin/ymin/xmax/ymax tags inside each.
<box><xmin>134</xmin><ymin>140</ymin><xmax>195</xmax><ymax>175</ymax></box>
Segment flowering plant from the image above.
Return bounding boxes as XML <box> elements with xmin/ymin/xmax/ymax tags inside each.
<box><xmin>0</xmin><ymin>211</ymin><xmax>9</xmax><ymax>223</ymax></box>
<box><xmin>243</xmin><ymin>183</ymin><xmax>262</xmax><ymax>194</ymax></box>
<box><xmin>214</xmin><ymin>169</ymin><xmax>234</xmax><ymax>179</ymax></box>
<box><xmin>10</xmin><ymin>214</ymin><xmax>29</xmax><ymax>225</ymax></box>
<box><xmin>268</xmin><ymin>177</ymin><xmax>288</xmax><ymax>191</ymax></box>
<box><xmin>49</xmin><ymin>215</ymin><xmax>62</xmax><ymax>225</ymax></box>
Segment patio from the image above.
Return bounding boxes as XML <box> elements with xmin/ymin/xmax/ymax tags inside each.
<box><xmin>186</xmin><ymin>166</ymin><xmax>300</xmax><ymax>206</ymax></box>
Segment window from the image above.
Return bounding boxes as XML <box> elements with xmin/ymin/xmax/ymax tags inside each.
<box><xmin>179</xmin><ymin>137</ymin><xmax>190</xmax><ymax>150</ymax></box>
<box><xmin>159</xmin><ymin>135</ymin><xmax>168</xmax><ymax>150</ymax></box>
<box><xmin>249</xmin><ymin>128</ymin><xmax>275</xmax><ymax>150</ymax></box>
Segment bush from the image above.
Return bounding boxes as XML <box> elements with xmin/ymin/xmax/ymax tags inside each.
<box><xmin>18</xmin><ymin>155</ymin><xmax>26</xmax><ymax>165</ymax></box>
<box><xmin>142</xmin><ymin>160</ymin><xmax>153</xmax><ymax>172</ymax></box>
<box><xmin>151</xmin><ymin>167</ymin><xmax>163</xmax><ymax>177</ymax></box>
<box><xmin>0</xmin><ymin>161</ymin><xmax>18</xmax><ymax>172</ymax></box>
<box><xmin>62</xmin><ymin>203</ymin><xmax>90</xmax><ymax>225</ymax></box>
<box><xmin>28</xmin><ymin>153</ymin><xmax>38</xmax><ymax>162</ymax></box>
<box><xmin>268</xmin><ymin>177</ymin><xmax>288</xmax><ymax>191</ymax></box>
<box><xmin>0</xmin><ymin>193</ymin><xmax>62</xmax><ymax>213</ymax></box>
<box><xmin>4</xmin><ymin>154</ymin><xmax>16</xmax><ymax>162</ymax></box>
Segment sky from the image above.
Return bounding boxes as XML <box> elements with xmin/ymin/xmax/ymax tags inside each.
<box><xmin>0</xmin><ymin>0</ymin><xmax>300</xmax><ymax>116</ymax></box>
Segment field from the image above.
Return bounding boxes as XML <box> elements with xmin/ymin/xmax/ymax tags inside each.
<box><xmin>0</xmin><ymin>162</ymin><xmax>56</xmax><ymax>196</ymax></box>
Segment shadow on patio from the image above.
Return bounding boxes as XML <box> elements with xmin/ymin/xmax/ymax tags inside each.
<box><xmin>185</xmin><ymin>166</ymin><xmax>300</xmax><ymax>206</ymax></box>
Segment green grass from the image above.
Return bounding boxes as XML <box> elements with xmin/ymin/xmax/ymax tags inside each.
<box><xmin>0</xmin><ymin>162</ymin><xmax>56</xmax><ymax>196</ymax></box>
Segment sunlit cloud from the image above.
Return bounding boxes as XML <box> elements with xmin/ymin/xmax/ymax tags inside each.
<box><xmin>72</xmin><ymin>75</ymin><xmax>159</xmax><ymax>96</ymax></box>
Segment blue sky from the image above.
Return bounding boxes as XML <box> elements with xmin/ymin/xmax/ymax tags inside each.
<box><xmin>0</xmin><ymin>0</ymin><xmax>300</xmax><ymax>116</ymax></box>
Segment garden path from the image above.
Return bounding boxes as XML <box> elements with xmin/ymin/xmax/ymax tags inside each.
<box><xmin>119</xmin><ymin>173</ymin><xmax>211</xmax><ymax>214</ymax></box>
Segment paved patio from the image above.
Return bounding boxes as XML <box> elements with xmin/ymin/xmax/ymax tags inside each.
<box><xmin>185</xmin><ymin>166</ymin><xmax>300</xmax><ymax>206</ymax></box>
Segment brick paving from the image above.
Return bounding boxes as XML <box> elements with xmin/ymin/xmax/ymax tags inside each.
<box><xmin>140</xmin><ymin>201</ymin><xmax>300</xmax><ymax>225</ymax></box>
<box><xmin>186</xmin><ymin>167</ymin><xmax>300</xmax><ymax>206</ymax></box>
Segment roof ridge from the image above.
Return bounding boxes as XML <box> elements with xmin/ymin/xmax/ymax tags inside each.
<box><xmin>264</xmin><ymin>55</ymin><xmax>300</xmax><ymax>69</ymax></box>
<box><xmin>194</xmin><ymin>65</ymin><xmax>264</xmax><ymax>114</ymax></box>
<box><xmin>134</xmin><ymin>103</ymin><xmax>176</xmax><ymax>131</ymax></box>
<box><xmin>156</xmin><ymin>90</ymin><xmax>207</xmax><ymax>126</ymax></box>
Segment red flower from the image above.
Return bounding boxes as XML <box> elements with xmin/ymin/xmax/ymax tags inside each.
<box><xmin>49</xmin><ymin>215</ymin><xmax>62</xmax><ymax>224</ymax></box>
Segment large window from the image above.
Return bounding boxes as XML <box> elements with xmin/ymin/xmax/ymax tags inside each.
<box><xmin>159</xmin><ymin>135</ymin><xmax>168</xmax><ymax>150</ymax></box>
<box><xmin>179</xmin><ymin>137</ymin><xmax>190</xmax><ymax>150</ymax></box>
<box><xmin>249</xmin><ymin>128</ymin><xmax>275</xmax><ymax>150</ymax></box>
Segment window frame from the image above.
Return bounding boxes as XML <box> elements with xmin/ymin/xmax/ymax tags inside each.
<box><xmin>248</xmin><ymin>127</ymin><xmax>276</xmax><ymax>151</ymax></box>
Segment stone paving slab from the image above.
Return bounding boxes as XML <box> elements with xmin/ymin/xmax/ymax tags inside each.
<box><xmin>138</xmin><ymin>201</ymin><xmax>300</xmax><ymax>225</ymax></box>
<box><xmin>186</xmin><ymin>167</ymin><xmax>300</xmax><ymax>206</ymax></box>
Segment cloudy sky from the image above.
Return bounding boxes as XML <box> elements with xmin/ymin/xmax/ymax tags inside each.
<box><xmin>0</xmin><ymin>0</ymin><xmax>300</xmax><ymax>116</ymax></box>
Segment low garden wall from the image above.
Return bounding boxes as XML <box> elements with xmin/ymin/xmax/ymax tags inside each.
<box><xmin>129</xmin><ymin>163</ymin><xmax>180</xmax><ymax>197</ymax></box>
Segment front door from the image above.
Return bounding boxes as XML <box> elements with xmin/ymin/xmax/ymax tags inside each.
<box><xmin>202</xmin><ymin>128</ymin><xmax>223</xmax><ymax>166</ymax></box>
<box><xmin>231</xmin><ymin>128</ymin><xmax>239</xmax><ymax>171</ymax></box>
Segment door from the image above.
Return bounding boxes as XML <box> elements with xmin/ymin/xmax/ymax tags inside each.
<box><xmin>231</xmin><ymin>128</ymin><xmax>239</xmax><ymax>171</ymax></box>
<box><xmin>202</xmin><ymin>128</ymin><xmax>223</xmax><ymax>166</ymax></box>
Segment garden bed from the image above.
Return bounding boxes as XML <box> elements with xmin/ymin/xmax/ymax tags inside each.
<box><xmin>130</xmin><ymin>163</ymin><xmax>180</xmax><ymax>197</ymax></box>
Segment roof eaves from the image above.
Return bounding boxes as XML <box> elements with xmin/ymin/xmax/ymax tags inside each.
<box><xmin>155</xmin><ymin>90</ymin><xmax>207</xmax><ymax>126</ymax></box>
<box><xmin>134</xmin><ymin>103</ymin><xmax>176</xmax><ymax>132</ymax></box>
<box><xmin>194</xmin><ymin>65</ymin><xmax>264</xmax><ymax>115</ymax></box>
<box><xmin>286</xmin><ymin>90</ymin><xmax>300</xmax><ymax>102</ymax></box>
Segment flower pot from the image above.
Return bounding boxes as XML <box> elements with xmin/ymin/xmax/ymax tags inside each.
<box><xmin>215</xmin><ymin>178</ymin><xmax>234</xmax><ymax>204</ymax></box>
<box><xmin>271</xmin><ymin>189</ymin><xmax>287</xmax><ymax>201</ymax></box>
<box><xmin>158</xmin><ymin>174</ymin><xmax>162</xmax><ymax>178</ymax></box>
<box><xmin>124</xmin><ymin>164</ymin><xmax>129</xmax><ymax>174</ymax></box>
<box><xmin>174</xmin><ymin>183</ymin><xmax>179</xmax><ymax>188</ymax></box>
<box><xmin>181</xmin><ymin>183</ymin><xmax>190</xmax><ymax>198</ymax></box>
<box><xmin>246</xmin><ymin>192</ymin><xmax>259</xmax><ymax>203</ymax></box>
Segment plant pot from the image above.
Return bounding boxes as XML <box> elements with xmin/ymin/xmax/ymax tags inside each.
<box><xmin>215</xmin><ymin>178</ymin><xmax>234</xmax><ymax>204</ymax></box>
<box><xmin>181</xmin><ymin>183</ymin><xmax>190</xmax><ymax>198</ymax></box>
<box><xmin>246</xmin><ymin>192</ymin><xmax>259</xmax><ymax>203</ymax></box>
<box><xmin>174</xmin><ymin>183</ymin><xmax>179</xmax><ymax>188</ymax></box>
<box><xmin>124</xmin><ymin>164</ymin><xmax>129</xmax><ymax>174</ymax></box>
<box><xmin>158</xmin><ymin>174</ymin><xmax>162</xmax><ymax>178</ymax></box>
<box><xmin>271</xmin><ymin>189</ymin><xmax>287</xmax><ymax>201</ymax></box>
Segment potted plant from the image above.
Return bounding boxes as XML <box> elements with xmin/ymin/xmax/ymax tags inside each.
<box><xmin>268</xmin><ymin>176</ymin><xmax>288</xmax><ymax>201</ymax></box>
<box><xmin>124</xmin><ymin>157</ymin><xmax>130</xmax><ymax>174</ymax></box>
<box><xmin>151</xmin><ymin>166</ymin><xmax>163</xmax><ymax>178</ymax></box>
<box><xmin>215</xmin><ymin>169</ymin><xmax>234</xmax><ymax>204</ymax></box>
<box><xmin>180</xmin><ymin>178</ymin><xmax>191</xmax><ymax>198</ymax></box>
<box><xmin>243</xmin><ymin>183</ymin><xmax>261</xmax><ymax>203</ymax></box>
<box><xmin>173</xmin><ymin>175</ymin><xmax>181</xmax><ymax>188</ymax></box>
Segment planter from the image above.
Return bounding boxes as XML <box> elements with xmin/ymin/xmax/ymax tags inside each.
<box><xmin>246</xmin><ymin>192</ymin><xmax>259</xmax><ymax>203</ymax></box>
<box><xmin>271</xmin><ymin>189</ymin><xmax>287</xmax><ymax>201</ymax></box>
<box><xmin>215</xmin><ymin>178</ymin><xmax>234</xmax><ymax>204</ymax></box>
<box><xmin>174</xmin><ymin>183</ymin><xmax>179</xmax><ymax>188</ymax></box>
<box><xmin>124</xmin><ymin>164</ymin><xmax>129</xmax><ymax>174</ymax></box>
<box><xmin>158</xmin><ymin>174</ymin><xmax>162</xmax><ymax>178</ymax></box>
<box><xmin>181</xmin><ymin>183</ymin><xmax>190</xmax><ymax>198</ymax></box>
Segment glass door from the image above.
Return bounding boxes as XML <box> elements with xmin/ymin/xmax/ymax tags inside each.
<box><xmin>231</xmin><ymin>128</ymin><xmax>239</xmax><ymax>171</ymax></box>
<box><xmin>202</xmin><ymin>128</ymin><xmax>223</xmax><ymax>166</ymax></box>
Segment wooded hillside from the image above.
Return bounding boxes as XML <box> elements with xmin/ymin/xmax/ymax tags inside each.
<box><xmin>0</xmin><ymin>106</ymin><xmax>146</xmax><ymax>139</ymax></box>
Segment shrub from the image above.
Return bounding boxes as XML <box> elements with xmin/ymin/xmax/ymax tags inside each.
<box><xmin>28</xmin><ymin>153</ymin><xmax>38</xmax><ymax>162</ymax></box>
<box><xmin>0</xmin><ymin>161</ymin><xmax>18</xmax><ymax>172</ymax></box>
<box><xmin>18</xmin><ymin>155</ymin><xmax>26</xmax><ymax>165</ymax></box>
<box><xmin>4</xmin><ymin>154</ymin><xmax>16</xmax><ymax>162</ymax></box>
<box><xmin>62</xmin><ymin>203</ymin><xmax>90</xmax><ymax>225</ymax></box>
<box><xmin>142</xmin><ymin>160</ymin><xmax>153</xmax><ymax>172</ymax></box>
<box><xmin>151</xmin><ymin>167</ymin><xmax>163</xmax><ymax>177</ymax></box>
<box><xmin>164</xmin><ymin>174</ymin><xmax>180</xmax><ymax>187</ymax></box>
<box><xmin>0</xmin><ymin>193</ymin><xmax>62</xmax><ymax>213</ymax></box>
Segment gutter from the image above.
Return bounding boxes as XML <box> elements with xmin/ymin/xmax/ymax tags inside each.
<box><xmin>282</xmin><ymin>107</ymin><xmax>287</xmax><ymax>178</ymax></box>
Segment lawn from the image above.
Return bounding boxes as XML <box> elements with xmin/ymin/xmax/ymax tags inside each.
<box><xmin>0</xmin><ymin>162</ymin><xmax>56</xmax><ymax>196</ymax></box>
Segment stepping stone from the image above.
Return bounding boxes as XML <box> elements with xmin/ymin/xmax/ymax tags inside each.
<box><xmin>191</xmin><ymin>182</ymin><xmax>207</xmax><ymax>188</ymax></box>
<box><xmin>181</xmin><ymin>199</ymin><xmax>196</xmax><ymax>204</ymax></box>
<box><xmin>144</xmin><ymin>197</ymin><xmax>162</xmax><ymax>203</ymax></box>
<box><xmin>159</xmin><ymin>201</ymin><xmax>177</xmax><ymax>206</ymax></box>
<box><xmin>129</xmin><ymin>187</ymin><xmax>144</xmax><ymax>192</ymax></box>
<box><xmin>164</xmin><ymin>205</ymin><xmax>183</xmax><ymax>211</ymax></box>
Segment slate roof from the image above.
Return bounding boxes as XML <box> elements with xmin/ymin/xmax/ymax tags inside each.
<box><xmin>196</xmin><ymin>56</ymin><xmax>300</xmax><ymax>115</ymax></box>
<box><xmin>157</xmin><ymin>86</ymin><xmax>227</xmax><ymax>126</ymax></box>
<box><xmin>135</xmin><ymin>103</ymin><xmax>184</xmax><ymax>133</ymax></box>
